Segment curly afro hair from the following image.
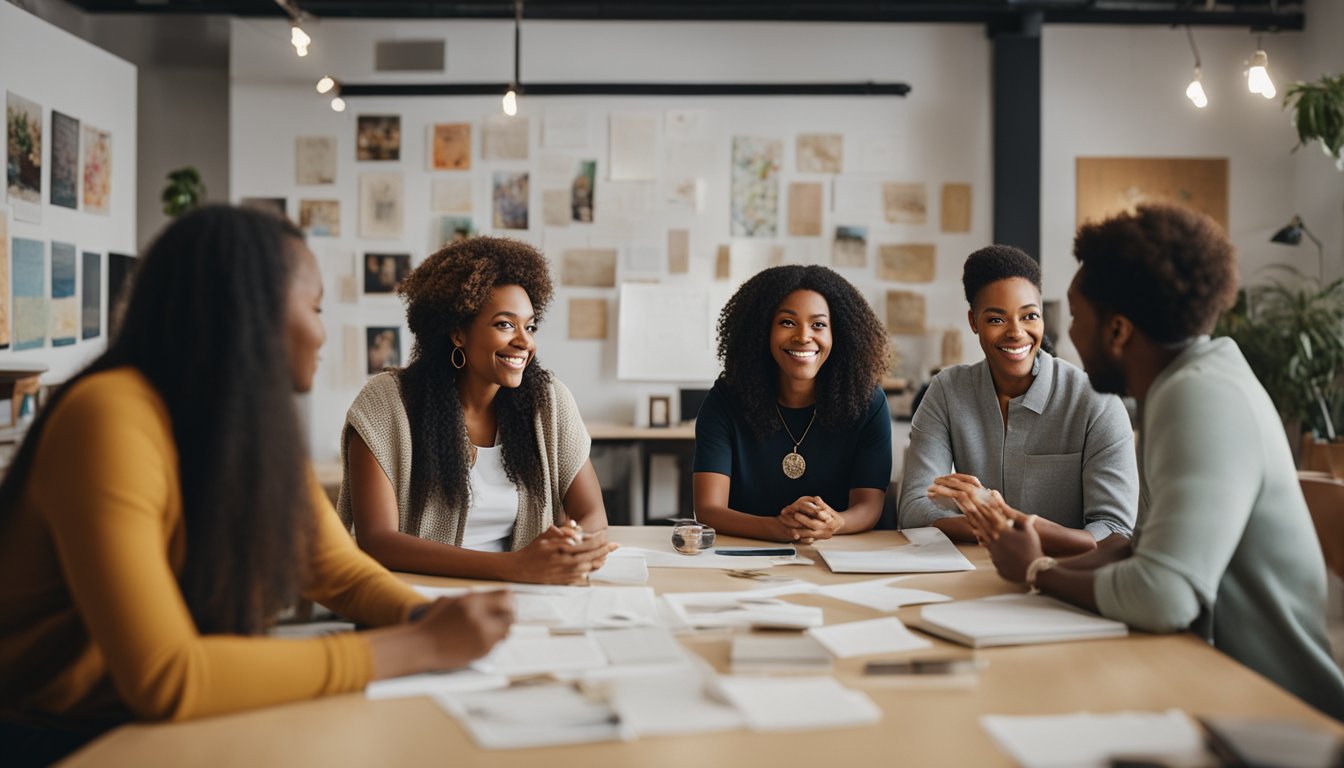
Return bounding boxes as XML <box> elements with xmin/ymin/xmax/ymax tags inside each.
<box><xmin>395</xmin><ymin>237</ymin><xmax>555</xmax><ymax>529</ymax></box>
<box><xmin>962</xmin><ymin>244</ymin><xmax>1041</xmax><ymax>305</ymax></box>
<box><xmin>1073</xmin><ymin>204</ymin><xmax>1238</xmax><ymax>344</ymax></box>
<box><xmin>717</xmin><ymin>265</ymin><xmax>888</xmax><ymax>438</ymax></box>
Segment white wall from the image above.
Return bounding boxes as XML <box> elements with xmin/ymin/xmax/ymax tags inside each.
<box><xmin>1041</xmin><ymin>23</ymin><xmax>1309</xmax><ymax>361</ymax></box>
<box><xmin>229</xmin><ymin>19</ymin><xmax>995</xmax><ymax>462</ymax></box>
<box><xmin>0</xmin><ymin>2</ymin><xmax>137</xmax><ymax>383</ymax></box>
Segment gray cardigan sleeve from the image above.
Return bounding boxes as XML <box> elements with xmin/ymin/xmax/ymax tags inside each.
<box><xmin>897</xmin><ymin>376</ymin><xmax>959</xmax><ymax>529</ymax></box>
<box><xmin>1079</xmin><ymin>395</ymin><xmax>1139</xmax><ymax>540</ymax></box>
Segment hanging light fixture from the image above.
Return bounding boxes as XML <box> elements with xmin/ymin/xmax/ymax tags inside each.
<box><xmin>331</xmin><ymin>95</ymin><xmax>346</xmax><ymax>112</ymax></box>
<box><xmin>503</xmin><ymin>0</ymin><xmax>522</xmax><ymax>116</ymax></box>
<box><xmin>1182</xmin><ymin>27</ymin><xmax>1207</xmax><ymax>109</ymax></box>
<box><xmin>1246</xmin><ymin>37</ymin><xmax>1275</xmax><ymax>99</ymax></box>
<box><xmin>290</xmin><ymin>20</ymin><xmax>311</xmax><ymax>57</ymax></box>
<box><xmin>316</xmin><ymin>75</ymin><xmax>335</xmax><ymax>94</ymax></box>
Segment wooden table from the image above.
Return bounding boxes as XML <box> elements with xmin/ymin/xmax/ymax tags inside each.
<box><xmin>587</xmin><ymin>422</ymin><xmax>697</xmax><ymax>524</ymax></box>
<box><xmin>62</xmin><ymin>528</ymin><xmax>1342</xmax><ymax>768</ymax></box>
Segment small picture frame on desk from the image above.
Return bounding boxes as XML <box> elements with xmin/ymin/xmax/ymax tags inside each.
<box><xmin>649</xmin><ymin>395</ymin><xmax>671</xmax><ymax>428</ymax></box>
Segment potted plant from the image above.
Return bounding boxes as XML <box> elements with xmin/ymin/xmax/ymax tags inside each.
<box><xmin>1286</xmin><ymin>73</ymin><xmax>1344</xmax><ymax>170</ymax></box>
<box><xmin>161</xmin><ymin>166</ymin><xmax>206</xmax><ymax>217</ymax></box>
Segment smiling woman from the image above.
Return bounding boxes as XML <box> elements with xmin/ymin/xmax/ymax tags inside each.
<box><xmin>693</xmin><ymin>265</ymin><xmax>892</xmax><ymax>543</ymax></box>
<box><xmin>897</xmin><ymin>245</ymin><xmax>1138</xmax><ymax>555</ymax></box>
<box><xmin>337</xmin><ymin>237</ymin><xmax>616</xmax><ymax>584</ymax></box>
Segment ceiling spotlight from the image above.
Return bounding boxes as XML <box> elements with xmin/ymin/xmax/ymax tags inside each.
<box><xmin>316</xmin><ymin>75</ymin><xmax>335</xmax><ymax>94</ymax></box>
<box><xmin>331</xmin><ymin>96</ymin><xmax>346</xmax><ymax>112</ymax></box>
<box><xmin>1182</xmin><ymin>28</ymin><xmax>1207</xmax><ymax>109</ymax></box>
<box><xmin>1247</xmin><ymin>42</ymin><xmax>1275</xmax><ymax>99</ymax></box>
<box><xmin>291</xmin><ymin>21</ymin><xmax>311</xmax><ymax>57</ymax></box>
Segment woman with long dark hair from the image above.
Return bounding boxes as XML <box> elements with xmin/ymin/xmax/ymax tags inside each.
<box><xmin>0</xmin><ymin>207</ymin><xmax>512</xmax><ymax>764</ymax></box>
<box><xmin>340</xmin><ymin>237</ymin><xmax>613</xmax><ymax>583</ymax></box>
<box><xmin>693</xmin><ymin>265</ymin><xmax>892</xmax><ymax>543</ymax></box>
<box><xmin>897</xmin><ymin>244</ymin><xmax>1136</xmax><ymax>554</ymax></box>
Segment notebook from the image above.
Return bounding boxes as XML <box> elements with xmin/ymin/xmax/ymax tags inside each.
<box><xmin>814</xmin><ymin>527</ymin><xmax>975</xmax><ymax>573</ymax></box>
<box><xmin>916</xmin><ymin>593</ymin><xmax>1128</xmax><ymax>648</ymax></box>
<box><xmin>730</xmin><ymin>634</ymin><xmax>834</xmax><ymax>674</ymax></box>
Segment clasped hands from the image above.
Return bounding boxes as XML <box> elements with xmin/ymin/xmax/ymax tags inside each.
<box><xmin>778</xmin><ymin>495</ymin><xmax>843</xmax><ymax>544</ymax></box>
<box><xmin>510</xmin><ymin>520</ymin><xmax>618</xmax><ymax>584</ymax></box>
<box><xmin>927</xmin><ymin>473</ymin><xmax>1045</xmax><ymax>583</ymax></box>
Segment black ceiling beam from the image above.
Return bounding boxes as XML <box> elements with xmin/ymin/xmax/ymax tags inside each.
<box><xmin>339</xmin><ymin>81</ymin><xmax>911</xmax><ymax>97</ymax></box>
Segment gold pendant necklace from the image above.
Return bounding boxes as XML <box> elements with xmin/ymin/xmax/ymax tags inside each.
<box><xmin>776</xmin><ymin>405</ymin><xmax>817</xmax><ymax>480</ymax></box>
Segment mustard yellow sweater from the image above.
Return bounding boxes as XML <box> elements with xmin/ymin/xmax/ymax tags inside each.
<box><xmin>0</xmin><ymin>368</ymin><xmax>427</xmax><ymax>725</ymax></box>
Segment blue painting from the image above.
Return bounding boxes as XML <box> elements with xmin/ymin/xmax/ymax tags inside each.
<box><xmin>12</xmin><ymin>237</ymin><xmax>45</xmax><ymax>351</ymax></box>
<box><xmin>51</xmin><ymin>241</ymin><xmax>77</xmax><ymax>346</ymax></box>
<box><xmin>82</xmin><ymin>251</ymin><xmax>100</xmax><ymax>340</ymax></box>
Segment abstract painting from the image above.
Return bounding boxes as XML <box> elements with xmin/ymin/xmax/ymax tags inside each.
<box><xmin>299</xmin><ymin>199</ymin><xmax>340</xmax><ymax>237</ymax></box>
<box><xmin>50</xmin><ymin>111</ymin><xmax>79</xmax><ymax>209</ymax></box>
<box><xmin>12</xmin><ymin>237</ymin><xmax>44</xmax><ymax>350</ymax></box>
<box><xmin>797</xmin><ymin>133</ymin><xmax>842</xmax><ymax>173</ymax></box>
<box><xmin>571</xmin><ymin>160</ymin><xmax>596</xmax><ymax>223</ymax></box>
<box><xmin>7</xmin><ymin>92</ymin><xmax>43</xmax><ymax>222</ymax></box>
<box><xmin>81</xmin><ymin>124</ymin><xmax>112</xmax><ymax>215</ymax></box>
<box><xmin>731</xmin><ymin>136</ymin><xmax>781</xmax><ymax>237</ymax></box>
<box><xmin>356</xmin><ymin>115</ymin><xmax>401</xmax><ymax>161</ymax></box>
<box><xmin>882</xmin><ymin>182</ymin><xmax>927</xmax><ymax>225</ymax></box>
<box><xmin>431</xmin><ymin>123</ymin><xmax>471</xmax><ymax>170</ymax></box>
<box><xmin>51</xmin><ymin>241</ymin><xmax>77</xmax><ymax>347</ymax></box>
<box><xmin>363</xmin><ymin>253</ymin><xmax>411</xmax><ymax>295</ymax></box>
<box><xmin>492</xmin><ymin>171</ymin><xmax>529</xmax><ymax>230</ymax></box>
<box><xmin>832</xmin><ymin>225</ymin><xmax>867</xmax><ymax>268</ymax></box>
<box><xmin>82</xmin><ymin>250</ymin><xmax>100</xmax><ymax>340</ymax></box>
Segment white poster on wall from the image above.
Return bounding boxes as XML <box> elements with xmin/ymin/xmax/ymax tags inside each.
<box><xmin>609</xmin><ymin>113</ymin><xmax>658</xmax><ymax>182</ymax></box>
<box><xmin>617</xmin><ymin>283</ymin><xmax>731</xmax><ymax>382</ymax></box>
<box><xmin>543</xmin><ymin>109</ymin><xmax>588</xmax><ymax>148</ymax></box>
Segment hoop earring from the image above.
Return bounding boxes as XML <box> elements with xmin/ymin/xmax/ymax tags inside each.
<box><xmin>451</xmin><ymin>346</ymin><xmax>467</xmax><ymax>369</ymax></box>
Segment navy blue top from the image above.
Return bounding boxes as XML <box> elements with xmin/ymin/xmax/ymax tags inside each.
<box><xmin>693</xmin><ymin>380</ymin><xmax>892</xmax><ymax>517</ymax></box>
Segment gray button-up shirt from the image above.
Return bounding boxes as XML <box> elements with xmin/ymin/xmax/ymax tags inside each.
<box><xmin>898</xmin><ymin>351</ymin><xmax>1138</xmax><ymax>539</ymax></box>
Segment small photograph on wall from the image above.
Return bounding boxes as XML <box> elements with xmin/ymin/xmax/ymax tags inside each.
<box><xmin>363</xmin><ymin>252</ymin><xmax>411</xmax><ymax>295</ymax></box>
<box><xmin>730</xmin><ymin>136</ymin><xmax>781</xmax><ymax>238</ymax></box>
<box><xmin>7</xmin><ymin>92</ymin><xmax>43</xmax><ymax>223</ymax></box>
<box><xmin>241</xmin><ymin>197</ymin><xmax>287</xmax><ymax>219</ymax></box>
<box><xmin>359</xmin><ymin>172</ymin><xmax>404</xmax><ymax>239</ymax></box>
<box><xmin>438</xmin><ymin>216</ymin><xmax>473</xmax><ymax>248</ymax></box>
<box><xmin>357</xmin><ymin>115</ymin><xmax>401</xmax><ymax>161</ymax></box>
<box><xmin>81</xmin><ymin>124</ymin><xmax>112</xmax><ymax>216</ymax></box>
<box><xmin>0</xmin><ymin>211</ymin><xmax>8</xmax><ymax>348</ymax></box>
<box><xmin>832</xmin><ymin>225</ymin><xmax>867</xmax><ymax>268</ymax></box>
<box><xmin>295</xmin><ymin>136</ymin><xmax>337</xmax><ymax>185</ymax></box>
<box><xmin>882</xmin><ymin>182</ymin><xmax>927</xmax><ymax>225</ymax></box>
<box><xmin>50</xmin><ymin>111</ymin><xmax>79</xmax><ymax>209</ymax></box>
<box><xmin>51</xmin><ymin>241</ymin><xmax>78</xmax><ymax>347</ymax></box>
<box><xmin>492</xmin><ymin>171</ymin><xmax>529</xmax><ymax>230</ymax></box>
<box><xmin>431</xmin><ymin>123</ymin><xmax>471</xmax><ymax>170</ymax></box>
<box><xmin>298</xmin><ymin>199</ymin><xmax>340</xmax><ymax>237</ymax></box>
<box><xmin>82</xmin><ymin>250</ymin><xmax>100</xmax><ymax>340</ymax></box>
<box><xmin>12</xmin><ymin>237</ymin><xmax>45</xmax><ymax>350</ymax></box>
<box><xmin>571</xmin><ymin>160</ymin><xmax>596</xmax><ymax>223</ymax></box>
<box><xmin>367</xmin><ymin>326</ymin><xmax>402</xmax><ymax>374</ymax></box>
<box><xmin>797</xmin><ymin>133</ymin><xmax>843</xmax><ymax>174</ymax></box>
<box><xmin>107</xmin><ymin>252</ymin><xmax>136</xmax><ymax>338</ymax></box>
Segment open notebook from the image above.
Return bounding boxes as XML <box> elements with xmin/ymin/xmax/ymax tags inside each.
<box><xmin>916</xmin><ymin>593</ymin><xmax>1128</xmax><ymax>648</ymax></box>
<box><xmin>814</xmin><ymin>527</ymin><xmax>975</xmax><ymax>573</ymax></box>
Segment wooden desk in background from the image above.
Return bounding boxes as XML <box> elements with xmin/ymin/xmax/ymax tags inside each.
<box><xmin>588</xmin><ymin>421</ymin><xmax>697</xmax><ymax>525</ymax></box>
<box><xmin>62</xmin><ymin>528</ymin><xmax>1342</xmax><ymax>768</ymax></box>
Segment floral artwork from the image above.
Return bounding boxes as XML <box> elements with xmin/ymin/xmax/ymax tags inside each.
<box><xmin>82</xmin><ymin>124</ymin><xmax>112</xmax><ymax>215</ymax></box>
<box><xmin>7</xmin><ymin>92</ymin><xmax>43</xmax><ymax>211</ymax></box>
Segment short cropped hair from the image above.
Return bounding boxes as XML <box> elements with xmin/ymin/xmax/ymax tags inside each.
<box><xmin>962</xmin><ymin>245</ymin><xmax>1041</xmax><ymax>305</ymax></box>
<box><xmin>1072</xmin><ymin>204</ymin><xmax>1238</xmax><ymax>344</ymax></box>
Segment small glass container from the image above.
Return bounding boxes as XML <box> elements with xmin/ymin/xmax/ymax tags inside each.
<box><xmin>671</xmin><ymin>522</ymin><xmax>716</xmax><ymax>555</ymax></box>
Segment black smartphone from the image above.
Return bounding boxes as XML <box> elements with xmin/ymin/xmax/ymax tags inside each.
<box><xmin>714</xmin><ymin>547</ymin><xmax>797</xmax><ymax>556</ymax></box>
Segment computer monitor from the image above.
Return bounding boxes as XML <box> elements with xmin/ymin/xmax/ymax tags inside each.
<box><xmin>679</xmin><ymin>388</ymin><xmax>711</xmax><ymax>423</ymax></box>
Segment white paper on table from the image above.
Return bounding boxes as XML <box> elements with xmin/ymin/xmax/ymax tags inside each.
<box><xmin>806</xmin><ymin>617</ymin><xmax>932</xmax><ymax>659</ymax></box>
<box><xmin>365</xmin><ymin>669</ymin><xmax>509</xmax><ymax>701</ymax></box>
<box><xmin>589</xmin><ymin>549</ymin><xmax>649</xmax><ymax>584</ymax></box>
<box><xmin>591</xmin><ymin>626</ymin><xmax>687</xmax><ymax>666</ymax></box>
<box><xmin>714</xmin><ymin>676</ymin><xmax>882</xmax><ymax>732</ymax></box>
<box><xmin>436</xmin><ymin>684</ymin><xmax>628</xmax><ymax>749</ymax></box>
<box><xmin>607</xmin><ymin>672</ymin><xmax>746</xmax><ymax>737</ymax></box>
<box><xmin>813</xmin><ymin>577</ymin><xmax>952</xmax><ymax>612</ymax></box>
<box><xmin>815</xmin><ymin>527</ymin><xmax>975</xmax><ymax>574</ymax></box>
<box><xmin>979</xmin><ymin>709</ymin><xmax>1207</xmax><ymax>768</ymax></box>
<box><xmin>509</xmin><ymin>585</ymin><xmax>661</xmax><ymax>630</ymax></box>
<box><xmin>621</xmin><ymin>546</ymin><xmax>772</xmax><ymax>570</ymax></box>
<box><xmin>472</xmin><ymin>633</ymin><xmax>608</xmax><ymax>677</ymax></box>
<box><xmin>661</xmin><ymin>592</ymin><xmax>823</xmax><ymax>630</ymax></box>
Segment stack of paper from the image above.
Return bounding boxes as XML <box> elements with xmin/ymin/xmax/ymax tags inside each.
<box><xmin>980</xmin><ymin>709</ymin><xmax>1206</xmax><ymax>768</ymax></box>
<box><xmin>730</xmin><ymin>634</ymin><xmax>833</xmax><ymax>674</ymax></box>
<box><xmin>508</xmin><ymin>585</ymin><xmax>661</xmax><ymax>631</ymax></box>
<box><xmin>591</xmin><ymin>627</ymin><xmax>688</xmax><ymax>667</ymax></box>
<box><xmin>814</xmin><ymin>527</ymin><xmax>975</xmax><ymax>573</ymax></box>
<box><xmin>807</xmin><ymin>617</ymin><xmax>932</xmax><ymax>658</ymax></box>
<box><xmin>589</xmin><ymin>548</ymin><xmax>649</xmax><ymax>584</ymax></box>
<box><xmin>365</xmin><ymin>669</ymin><xmax>508</xmax><ymax>701</ymax></box>
<box><xmin>437</xmin><ymin>684</ymin><xmax>628</xmax><ymax>749</ymax></box>
<box><xmin>917</xmin><ymin>594</ymin><xmax>1128</xmax><ymax>648</ymax></box>
<box><xmin>606</xmin><ymin>672</ymin><xmax>746</xmax><ymax>737</ymax></box>
<box><xmin>810</xmin><ymin>577</ymin><xmax>952</xmax><ymax>612</ymax></box>
<box><xmin>714</xmin><ymin>676</ymin><xmax>882</xmax><ymax>732</ymax></box>
<box><xmin>662</xmin><ymin>591</ymin><xmax>824</xmax><ymax>630</ymax></box>
<box><xmin>472</xmin><ymin>632</ymin><xmax>609</xmax><ymax>677</ymax></box>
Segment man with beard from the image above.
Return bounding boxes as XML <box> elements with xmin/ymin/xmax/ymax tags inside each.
<box><xmin>965</xmin><ymin>204</ymin><xmax>1344</xmax><ymax>719</ymax></box>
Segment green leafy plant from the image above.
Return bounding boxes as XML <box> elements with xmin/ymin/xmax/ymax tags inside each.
<box><xmin>161</xmin><ymin>166</ymin><xmax>206</xmax><ymax>217</ymax></box>
<box><xmin>1285</xmin><ymin>73</ymin><xmax>1344</xmax><ymax>170</ymax></box>
<box><xmin>1215</xmin><ymin>267</ymin><xmax>1344</xmax><ymax>440</ymax></box>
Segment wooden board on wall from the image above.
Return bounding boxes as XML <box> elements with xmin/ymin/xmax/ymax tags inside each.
<box><xmin>1075</xmin><ymin>157</ymin><xmax>1228</xmax><ymax>231</ymax></box>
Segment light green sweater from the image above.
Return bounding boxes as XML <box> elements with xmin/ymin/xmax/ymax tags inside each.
<box><xmin>1095</xmin><ymin>337</ymin><xmax>1344</xmax><ymax>719</ymax></box>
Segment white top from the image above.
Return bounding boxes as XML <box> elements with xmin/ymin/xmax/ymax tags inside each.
<box><xmin>460</xmin><ymin>445</ymin><xmax>519</xmax><ymax>552</ymax></box>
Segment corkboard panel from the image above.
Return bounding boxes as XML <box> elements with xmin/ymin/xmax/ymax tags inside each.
<box><xmin>1075</xmin><ymin>157</ymin><xmax>1228</xmax><ymax>231</ymax></box>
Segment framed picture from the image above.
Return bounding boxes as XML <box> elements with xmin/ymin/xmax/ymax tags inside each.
<box><xmin>649</xmin><ymin>395</ymin><xmax>671</xmax><ymax>428</ymax></box>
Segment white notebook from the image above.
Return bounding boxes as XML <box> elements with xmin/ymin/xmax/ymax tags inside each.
<box><xmin>815</xmin><ymin>527</ymin><xmax>976</xmax><ymax>573</ymax></box>
<box><xmin>917</xmin><ymin>594</ymin><xmax>1128</xmax><ymax>648</ymax></box>
<box><xmin>731</xmin><ymin>634</ymin><xmax>834</xmax><ymax>673</ymax></box>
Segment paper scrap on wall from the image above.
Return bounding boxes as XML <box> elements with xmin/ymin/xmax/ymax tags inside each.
<box><xmin>941</xmin><ymin>183</ymin><xmax>972</xmax><ymax>233</ymax></box>
<box><xmin>542</xmin><ymin>189</ymin><xmax>571</xmax><ymax>227</ymax></box>
<box><xmin>568</xmin><ymin>298</ymin><xmax>608</xmax><ymax>340</ymax></box>
<box><xmin>482</xmin><ymin>114</ymin><xmax>529</xmax><ymax>161</ymax></box>
<box><xmin>431</xmin><ymin>177</ymin><xmax>473</xmax><ymax>213</ymax></box>
<box><xmin>882</xmin><ymin>182</ymin><xmax>927</xmax><ymax>225</ymax></box>
<box><xmin>667</xmin><ymin>229</ymin><xmax>690</xmax><ymax>274</ymax></box>
<box><xmin>296</xmin><ymin>136</ymin><xmax>337</xmax><ymax>184</ymax></box>
<box><xmin>359</xmin><ymin>172</ymin><xmax>404</xmax><ymax>239</ymax></box>
<box><xmin>797</xmin><ymin>133</ymin><xmax>842</xmax><ymax>174</ymax></box>
<box><xmin>878</xmin><ymin>244</ymin><xmax>935</xmax><ymax>282</ymax></box>
<box><xmin>431</xmin><ymin>123</ymin><xmax>471</xmax><ymax>170</ymax></box>
<box><xmin>886</xmin><ymin>290</ymin><xmax>926</xmax><ymax>334</ymax></box>
<box><xmin>609</xmin><ymin>113</ymin><xmax>658</xmax><ymax>181</ymax></box>
<box><xmin>562</xmin><ymin>248</ymin><xmax>617</xmax><ymax>288</ymax></box>
<box><xmin>787</xmin><ymin>182</ymin><xmax>824</xmax><ymax>236</ymax></box>
<box><xmin>832</xmin><ymin>226</ymin><xmax>867</xmax><ymax>268</ymax></box>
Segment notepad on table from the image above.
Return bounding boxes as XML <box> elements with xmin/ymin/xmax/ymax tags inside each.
<box><xmin>730</xmin><ymin>634</ymin><xmax>834</xmax><ymax>674</ymax></box>
<box><xmin>807</xmin><ymin>617</ymin><xmax>932</xmax><ymax>658</ymax></box>
<box><xmin>814</xmin><ymin>527</ymin><xmax>975</xmax><ymax>573</ymax></box>
<box><xmin>714</xmin><ymin>676</ymin><xmax>882</xmax><ymax>732</ymax></box>
<box><xmin>916</xmin><ymin>593</ymin><xmax>1128</xmax><ymax>648</ymax></box>
<box><xmin>979</xmin><ymin>709</ymin><xmax>1205</xmax><ymax>768</ymax></box>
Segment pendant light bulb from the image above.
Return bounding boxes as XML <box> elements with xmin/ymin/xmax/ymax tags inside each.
<box><xmin>330</xmin><ymin>96</ymin><xmax>346</xmax><ymax>112</ymax></box>
<box><xmin>1247</xmin><ymin>48</ymin><xmax>1274</xmax><ymax>98</ymax></box>
<box><xmin>1185</xmin><ymin>70</ymin><xmax>1208</xmax><ymax>109</ymax></box>
<box><xmin>291</xmin><ymin>22</ymin><xmax>311</xmax><ymax>57</ymax></box>
<box><xmin>316</xmin><ymin>76</ymin><xmax>335</xmax><ymax>94</ymax></box>
<box><xmin>502</xmin><ymin>88</ymin><xmax>518</xmax><ymax>117</ymax></box>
